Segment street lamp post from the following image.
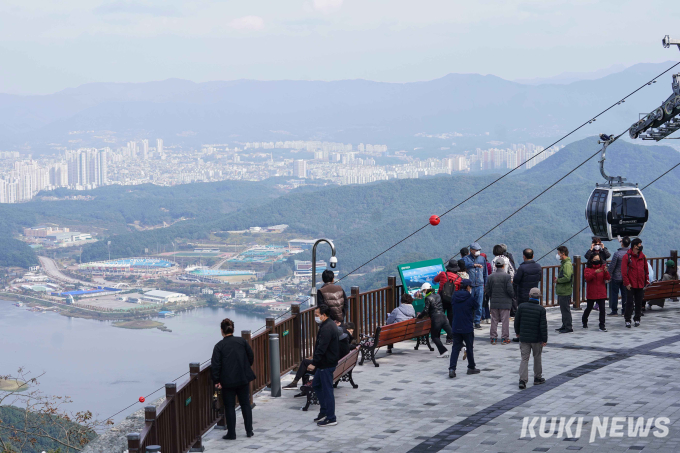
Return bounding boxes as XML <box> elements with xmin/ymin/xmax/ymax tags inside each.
<box><xmin>310</xmin><ymin>239</ymin><xmax>337</xmax><ymax>307</ymax></box>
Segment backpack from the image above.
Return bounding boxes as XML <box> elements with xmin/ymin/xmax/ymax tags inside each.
<box><xmin>440</xmin><ymin>273</ymin><xmax>460</xmax><ymax>304</ymax></box>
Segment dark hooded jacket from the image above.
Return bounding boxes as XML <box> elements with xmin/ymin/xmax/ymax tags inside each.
<box><xmin>514</xmin><ymin>298</ymin><xmax>548</xmax><ymax>344</ymax></box>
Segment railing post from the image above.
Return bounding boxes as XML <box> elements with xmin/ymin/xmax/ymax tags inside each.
<box><xmin>350</xmin><ymin>286</ymin><xmax>361</xmax><ymax>338</ymax></box>
<box><xmin>266</xmin><ymin>317</ymin><xmax>275</xmax><ymax>332</ymax></box>
<box><xmin>387</xmin><ymin>276</ymin><xmax>397</xmax><ymax>315</ymax></box>
<box><xmin>146</xmin><ymin>446</ymin><xmax>161</xmax><ymax>453</ymax></box>
<box><xmin>572</xmin><ymin>255</ymin><xmax>581</xmax><ymax>309</ymax></box>
<box><xmin>144</xmin><ymin>405</ymin><xmax>158</xmax><ymax>444</ymax></box>
<box><xmin>165</xmin><ymin>383</ymin><xmax>180</xmax><ymax>451</ymax></box>
<box><xmin>671</xmin><ymin>250</ymin><xmax>678</xmax><ymax>267</ymax></box>
<box><xmin>188</xmin><ymin>361</ymin><xmax>204</xmax><ymax>451</ymax></box>
<box><xmin>291</xmin><ymin>303</ymin><xmax>302</xmax><ymax>363</ymax></box>
<box><xmin>241</xmin><ymin>330</ymin><xmax>255</xmax><ymax>409</ymax></box>
<box><xmin>127</xmin><ymin>433</ymin><xmax>140</xmax><ymax>453</ymax></box>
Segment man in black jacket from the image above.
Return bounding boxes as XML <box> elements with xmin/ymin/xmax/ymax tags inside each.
<box><xmin>513</xmin><ymin>248</ymin><xmax>542</xmax><ymax>306</ymax></box>
<box><xmin>212</xmin><ymin>318</ymin><xmax>256</xmax><ymax>440</ymax></box>
<box><xmin>308</xmin><ymin>305</ymin><xmax>340</xmax><ymax>427</ymax></box>
<box><xmin>514</xmin><ymin>288</ymin><xmax>547</xmax><ymax>390</ymax></box>
<box><xmin>417</xmin><ymin>282</ymin><xmax>453</xmax><ymax>358</ymax></box>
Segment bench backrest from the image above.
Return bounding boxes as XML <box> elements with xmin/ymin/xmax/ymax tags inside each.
<box><xmin>643</xmin><ymin>280</ymin><xmax>680</xmax><ymax>300</ymax></box>
<box><xmin>333</xmin><ymin>348</ymin><xmax>360</xmax><ymax>380</ymax></box>
<box><xmin>374</xmin><ymin>317</ymin><xmax>432</xmax><ymax>348</ymax></box>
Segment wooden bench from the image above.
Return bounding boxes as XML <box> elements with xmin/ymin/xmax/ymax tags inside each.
<box><xmin>302</xmin><ymin>348</ymin><xmax>360</xmax><ymax>412</ymax></box>
<box><xmin>359</xmin><ymin>317</ymin><xmax>433</xmax><ymax>367</ymax></box>
<box><xmin>644</xmin><ymin>280</ymin><xmax>680</xmax><ymax>308</ymax></box>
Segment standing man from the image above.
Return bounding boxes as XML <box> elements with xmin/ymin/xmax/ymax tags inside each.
<box><xmin>486</xmin><ymin>260</ymin><xmax>515</xmax><ymax>345</ymax></box>
<box><xmin>317</xmin><ymin>270</ymin><xmax>348</xmax><ymax>323</ymax></box>
<box><xmin>463</xmin><ymin>242</ymin><xmax>488</xmax><ymax>330</ymax></box>
<box><xmin>308</xmin><ymin>305</ymin><xmax>340</xmax><ymax>427</ymax></box>
<box><xmin>514</xmin><ymin>288</ymin><xmax>547</xmax><ymax>390</ymax></box>
<box><xmin>622</xmin><ymin>238</ymin><xmax>649</xmax><ymax>328</ymax></box>
<box><xmin>512</xmin><ymin>248</ymin><xmax>542</xmax><ymax>342</ymax></box>
<box><xmin>448</xmin><ymin>279</ymin><xmax>481</xmax><ymax>378</ymax></box>
<box><xmin>553</xmin><ymin>246</ymin><xmax>574</xmax><ymax>334</ymax></box>
<box><xmin>608</xmin><ymin>236</ymin><xmax>630</xmax><ymax>316</ymax></box>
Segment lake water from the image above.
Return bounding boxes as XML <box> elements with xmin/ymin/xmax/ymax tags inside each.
<box><xmin>0</xmin><ymin>300</ymin><xmax>268</xmax><ymax>423</ymax></box>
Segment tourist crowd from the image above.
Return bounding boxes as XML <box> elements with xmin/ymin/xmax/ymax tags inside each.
<box><xmin>210</xmin><ymin>237</ymin><xmax>678</xmax><ymax>438</ymax></box>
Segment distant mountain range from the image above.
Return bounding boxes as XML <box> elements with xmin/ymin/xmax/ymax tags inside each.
<box><xmin>2</xmin><ymin>62</ymin><xmax>679</xmax><ymax>153</ymax></box>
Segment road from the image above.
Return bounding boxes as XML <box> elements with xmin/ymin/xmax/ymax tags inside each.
<box><xmin>38</xmin><ymin>256</ymin><xmax>87</xmax><ymax>285</ymax></box>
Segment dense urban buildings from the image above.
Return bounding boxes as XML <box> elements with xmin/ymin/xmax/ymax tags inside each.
<box><xmin>0</xmin><ymin>138</ymin><xmax>561</xmax><ymax>203</ymax></box>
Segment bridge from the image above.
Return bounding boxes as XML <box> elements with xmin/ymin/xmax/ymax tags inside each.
<box><xmin>89</xmin><ymin>251</ymin><xmax>680</xmax><ymax>453</ymax></box>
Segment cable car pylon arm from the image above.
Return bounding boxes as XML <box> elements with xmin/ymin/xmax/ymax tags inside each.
<box><xmin>597</xmin><ymin>132</ymin><xmax>627</xmax><ymax>185</ymax></box>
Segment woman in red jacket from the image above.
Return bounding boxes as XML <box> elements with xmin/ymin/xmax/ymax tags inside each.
<box><xmin>583</xmin><ymin>254</ymin><xmax>611</xmax><ymax>331</ymax></box>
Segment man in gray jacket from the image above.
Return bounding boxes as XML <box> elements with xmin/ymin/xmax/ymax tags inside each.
<box><xmin>486</xmin><ymin>261</ymin><xmax>514</xmax><ymax>344</ymax></box>
<box><xmin>608</xmin><ymin>236</ymin><xmax>630</xmax><ymax>316</ymax></box>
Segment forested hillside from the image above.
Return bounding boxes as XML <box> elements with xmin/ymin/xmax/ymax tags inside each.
<box><xmin>79</xmin><ymin>137</ymin><xmax>680</xmax><ymax>289</ymax></box>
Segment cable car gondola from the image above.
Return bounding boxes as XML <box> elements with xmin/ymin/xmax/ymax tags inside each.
<box><xmin>585</xmin><ymin>134</ymin><xmax>648</xmax><ymax>241</ymax></box>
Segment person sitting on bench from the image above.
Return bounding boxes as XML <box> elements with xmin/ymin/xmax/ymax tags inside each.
<box><xmin>283</xmin><ymin>321</ymin><xmax>355</xmax><ymax>391</ymax></box>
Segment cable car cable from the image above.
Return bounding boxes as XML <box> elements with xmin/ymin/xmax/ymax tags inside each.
<box><xmin>443</xmin><ymin>130</ymin><xmax>628</xmax><ymax>262</ymax></box>
<box><xmin>336</xmin><ymin>62</ymin><xmax>680</xmax><ymax>281</ymax></box>
<box><xmin>535</xmin><ymin>160</ymin><xmax>680</xmax><ymax>262</ymax></box>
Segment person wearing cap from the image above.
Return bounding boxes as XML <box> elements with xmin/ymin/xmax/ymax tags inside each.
<box><xmin>514</xmin><ymin>288</ymin><xmax>547</xmax><ymax>389</ymax></box>
<box><xmin>434</xmin><ymin>259</ymin><xmax>463</xmax><ymax>344</ymax></box>
<box><xmin>417</xmin><ymin>282</ymin><xmax>453</xmax><ymax>358</ymax></box>
<box><xmin>463</xmin><ymin>242</ymin><xmax>488</xmax><ymax>329</ymax></box>
<box><xmin>486</xmin><ymin>260</ymin><xmax>515</xmax><ymax>344</ymax></box>
<box><xmin>448</xmin><ymin>279</ymin><xmax>481</xmax><ymax>378</ymax></box>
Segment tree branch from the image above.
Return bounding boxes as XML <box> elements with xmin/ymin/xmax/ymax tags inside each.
<box><xmin>0</xmin><ymin>425</ymin><xmax>83</xmax><ymax>451</ymax></box>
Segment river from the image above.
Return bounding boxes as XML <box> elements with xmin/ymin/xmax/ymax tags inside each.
<box><xmin>0</xmin><ymin>300</ymin><xmax>269</xmax><ymax>423</ymax></box>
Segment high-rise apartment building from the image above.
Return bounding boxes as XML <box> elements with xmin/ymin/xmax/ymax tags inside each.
<box><xmin>142</xmin><ymin>139</ymin><xmax>149</xmax><ymax>160</ymax></box>
<box><xmin>293</xmin><ymin>160</ymin><xmax>307</xmax><ymax>178</ymax></box>
<box><xmin>157</xmin><ymin>138</ymin><xmax>163</xmax><ymax>156</ymax></box>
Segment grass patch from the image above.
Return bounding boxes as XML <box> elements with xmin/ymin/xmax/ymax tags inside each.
<box><xmin>112</xmin><ymin>320</ymin><xmax>164</xmax><ymax>330</ymax></box>
<box><xmin>0</xmin><ymin>379</ymin><xmax>28</xmax><ymax>392</ymax></box>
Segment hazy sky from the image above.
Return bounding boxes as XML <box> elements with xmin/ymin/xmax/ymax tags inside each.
<box><xmin>1</xmin><ymin>0</ymin><xmax>678</xmax><ymax>94</ymax></box>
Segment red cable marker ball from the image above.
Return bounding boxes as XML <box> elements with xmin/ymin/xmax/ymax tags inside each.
<box><xmin>429</xmin><ymin>215</ymin><xmax>440</xmax><ymax>226</ymax></box>
<box><xmin>139</xmin><ymin>396</ymin><xmax>145</xmax><ymax>403</ymax></box>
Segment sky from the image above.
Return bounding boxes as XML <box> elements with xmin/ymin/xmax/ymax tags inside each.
<box><xmin>0</xmin><ymin>0</ymin><xmax>679</xmax><ymax>95</ymax></box>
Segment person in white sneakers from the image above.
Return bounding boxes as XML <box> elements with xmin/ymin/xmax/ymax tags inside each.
<box><xmin>416</xmin><ymin>283</ymin><xmax>453</xmax><ymax>358</ymax></box>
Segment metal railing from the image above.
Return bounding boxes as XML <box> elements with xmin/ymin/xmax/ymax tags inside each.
<box><xmin>127</xmin><ymin>251</ymin><xmax>677</xmax><ymax>452</ymax></box>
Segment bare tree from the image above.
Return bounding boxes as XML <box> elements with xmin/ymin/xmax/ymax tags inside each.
<box><xmin>0</xmin><ymin>368</ymin><xmax>111</xmax><ymax>453</ymax></box>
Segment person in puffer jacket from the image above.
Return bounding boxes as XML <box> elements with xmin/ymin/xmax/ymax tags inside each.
<box><xmin>417</xmin><ymin>283</ymin><xmax>453</xmax><ymax>358</ymax></box>
<box><xmin>583</xmin><ymin>255</ymin><xmax>610</xmax><ymax>331</ymax></box>
<box><xmin>387</xmin><ymin>293</ymin><xmax>416</xmax><ymax>324</ymax></box>
<box><xmin>514</xmin><ymin>288</ymin><xmax>547</xmax><ymax>389</ymax></box>
<box><xmin>317</xmin><ymin>270</ymin><xmax>349</xmax><ymax>323</ymax></box>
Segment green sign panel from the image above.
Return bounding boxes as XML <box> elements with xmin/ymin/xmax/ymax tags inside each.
<box><xmin>185</xmin><ymin>397</ymin><xmax>192</xmax><ymax>406</ymax></box>
<box><xmin>283</xmin><ymin>330</ymin><xmax>289</xmax><ymax>337</ymax></box>
<box><xmin>397</xmin><ymin>258</ymin><xmax>445</xmax><ymax>313</ymax></box>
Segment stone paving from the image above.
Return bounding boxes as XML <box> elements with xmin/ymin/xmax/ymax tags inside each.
<box><xmin>204</xmin><ymin>302</ymin><xmax>680</xmax><ymax>452</ymax></box>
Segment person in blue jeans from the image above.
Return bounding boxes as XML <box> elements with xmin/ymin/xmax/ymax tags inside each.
<box><xmin>308</xmin><ymin>305</ymin><xmax>340</xmax><ymax>427</ymax></box>
<box><xmin>608</xmin><ymin>236</ymin><xmax>630</xmax><ymax>315</ymax></box>
<box><xmin>463</xmin><ymin>242</ymin><xmax>488</xmax><ymax>329</ymax></box>
<box><xmin>449</xmin><ymin>279</ymin><xmax>481</xmax><ymax>378</ymax></box>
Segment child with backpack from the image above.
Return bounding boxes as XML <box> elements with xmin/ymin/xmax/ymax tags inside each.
<box><xmin>434</xmin><ymin>259</ymin><xmax>463</xmax><ymax>344</ymax></box>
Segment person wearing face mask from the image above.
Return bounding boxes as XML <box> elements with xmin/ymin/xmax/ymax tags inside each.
<box><xmin>417</xmin><ymin>282</ymin><xmax>453</xmax><ymax>358</ymax></box>
<box><xmin>463</xmin><ymin>242</ymin><xmax>488</xmax><ymax>329</ymax></box>
<box><xmin>448</xmin><ymin>279</ymin><xmax>481</xmax><ymax>378</ymax></box>
<box><xmin>607</xmin><ymin>236</ymin><xmax>630</xmax><ymax>316</ymax></box>
<box><xmin>553</xmin><ymin>246</ymin><xmax>574</xmax><ymax>334</ymax></box>
<box><xmin>621</xmin><ymin>238</ymin><xmax>649</xmax><ymax>328</ymax></box>
<box><xmin>307</xmin><ymin>305</ymin><xmax>340</xmax><ymax>427</ymax></box>
<box><xmin>583</xmin><ymin>255</ymin><xmax>611</xmax><ymax>331</ymax></box>
<box><xmin>585</xmin><ymin>237</ymin><xmax>611</xmax><ymax>262</ymax></box>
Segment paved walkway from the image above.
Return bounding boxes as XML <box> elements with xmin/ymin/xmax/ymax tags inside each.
<box><xmin>204</xmin><ymin>303</ymin><xmax>680</xmax><ymax>452</ymax></box>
